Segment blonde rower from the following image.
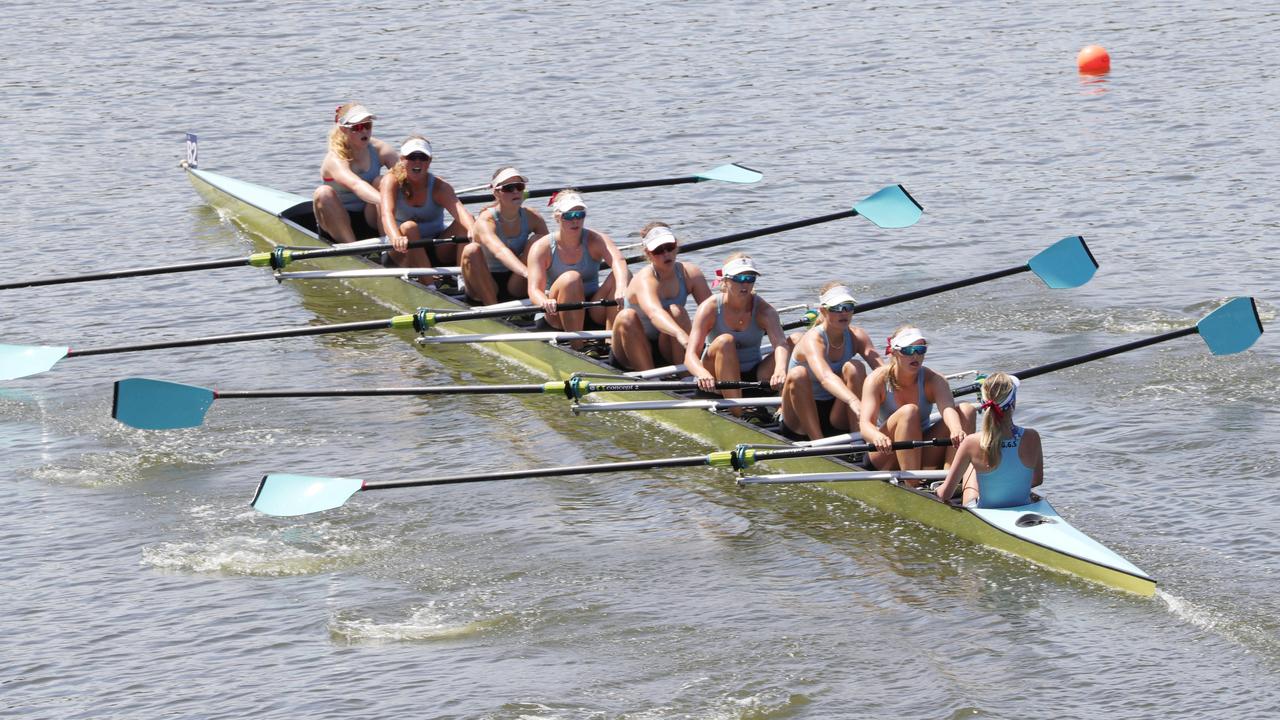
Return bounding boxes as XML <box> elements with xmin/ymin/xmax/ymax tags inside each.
<box><xmin>611</xmin><ymin>223</ymin><xmax>712</xmax><ymax>371</ymax></box>
<box><xmin>935</xmin><ymin>373</ymin><xmax>1043</xmax><ymax>507</ymax></box>
<box><xmin>859</xmin><ymin>325</ymin><xmax>976</xmax><ymax>471</ymax></box>
<box><xmin>526</xmin><ymin>190</ymin><xmax>630</xmax><ymax>336</ymax></box>
<box><xmin>779</xmin><ymin>283</ymin><xmax>882</xmax><ymax>440</ymax></box>
<box><xmin>378</xmin><ymin>136</ymin><xmax>473</xmax><ymax>277</ymax></box>
<box><xmin>685</xmin><ymin>253</ymin><xmax>789</xmax><ymax>400</ymax></box>
<box><xmin>314</xmin><ymin>103</ymin><xmax>398</xmax><ymax>244</ymax></box>
<box><xmin>460</xmin><ymin>167</ymin><xmax>548</xmax><ymax>305</ymax></box>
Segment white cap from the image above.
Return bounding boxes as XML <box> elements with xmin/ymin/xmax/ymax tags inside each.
<box><xmin>551</xmin><ymin>191</ymin><xmax>586</xmax><ymax>214</ymax></box>
<box><xmin>819</xmin><ymin>285</ymin><xmax>857</xmax><ymax>308</ymax></box>
<box><xmin>337</xmin><ymin>104</ymin><xmax>376</xmax><ymax>126</ymax></box>
<box><xmin>491</xmin><ymin>167</ymin><xmax>528</xmax><ymax>188</ymax></box>
<box><xmin>889</xmin><ymin>327</ymin><xmax>926</xmax><ymax>350</ymax></box>
<box><xmin>721</xmin><ymin>255</ymin><xmax>761</xmax><ymax>277</ymax></box>
<box><xmin>399</xmin><ymin>137</ymin><xmax>432</xmax><ymax>158</ymax></box>
<box><xmin>642</xmin><ymin>226</ymin><xmax>678</xmax><ymax>251</ymax></box>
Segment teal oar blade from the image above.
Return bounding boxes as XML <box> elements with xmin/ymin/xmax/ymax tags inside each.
<box><xmin>113</xmin><ymin>378</ymin><xmax>216</xmax><ymax>429</ymax></box>
<box><xmin>0</xmin><ymin>344</ymin><xmax>69</xmax><ymax>381</ymax></box>
<box><xmin>695</xmin><ymin>163</ymin><xmax>763</xmax><ymax>184</ymax></box>
<box><xmin>253</xmin><ymin>474</ymin><xmax>365</xmax><ymax>517</ymax></box>
<box><xmin>852</xmin><ymin>184</ymin><xmax>923</xmax><ymax>229</ymax></box>
<box><xmin>1026</xmin><ymin>235</ymin><xmax>1098</xmax><ymax>288</ymax></box>
<box><xmin>1197</xmin><ymin>296</ymin><xmax>1263</xmax><ymax>355</ymax></box>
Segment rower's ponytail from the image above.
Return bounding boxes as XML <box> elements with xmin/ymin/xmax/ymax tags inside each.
<box><xmin>979</xmin><ymin>372</ymin><xmax>1017</xmax><ymax>467</ymax></box>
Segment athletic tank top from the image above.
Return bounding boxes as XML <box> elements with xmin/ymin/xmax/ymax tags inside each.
<box><xmin>787</xmin><ymin>326</ymin><xmax>855</xmax><ymax>401</ymax></box>
<box><xmin>546</xmin><ymin>229</ymin><xmax>601</xmax><ymax>294</ymax></box>
<box><xmin>325</xmin><ymin>144</ymin><xmax>381</xmax><ymax>212</ymax></box>
<box><xmin>483</xmin><ymin>207</ymin><xmax>532</xmax><ymax>272</ymax></box>
<box><xmin>624</xmin><ymin>265</ymin><xmax>690</xmax><ymax>339</ymax></box>
<box><xmin>706</xmin><ymin>294</ymin><xmax>764</xmax><ymax>372</ymax></box>
<box><xmin>878</xmin><ymin>369</ymin><xmax>933</xmax><ymax>430</ymax></box>
<box><xmin>393</xmin><ymin>173</ymin><xmax>447</xmax><ymax>238</ymax></box>
<box><xmin>975</xmin><ymin>426</ymin><xmax>1034</xmax><ymax>508</ymax></box>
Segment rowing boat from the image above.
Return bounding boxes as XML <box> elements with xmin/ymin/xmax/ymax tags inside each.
<box><xmin>184</xmin><ymin>152</ymin><xmax>1157</xmax><ymax>596</ymax></box>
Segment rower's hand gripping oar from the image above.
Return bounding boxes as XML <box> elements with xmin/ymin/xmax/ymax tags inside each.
<box><xmin>0</xmin><ymin>300</ymin><xmax>615</xmax><ymax>381</ymax></box>
<box><xmin>0</xmin><ymin>236</ymin><xmax>468</xmax><ymax>292</ymax></box>
<box><xmin>252</xmin><ymin>439</ymin><xmax>950</xmax><ymax>517</ymax></box>
<box><xmin>624</xmin><ymin>184</ymin><xmax>924</xmax><ymax>264</ymax></box>
<box><xmin>455</xmin><ymin>162</ymin><xmax>763</xmax><ymax>205</ymax></box>
<box><xmin>112</xmin><ymin>375</ymin><xmax>772</xmax><ymax>430</ymax></box>
<box><xmin>949</xmin><ymin>296</ymin><xmax>1264</xmax><ymax>397</ymax></box>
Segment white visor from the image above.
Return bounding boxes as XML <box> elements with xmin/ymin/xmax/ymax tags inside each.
<box><xmin>721</xmin><ymin>256</ymin><xmax>761</xmax><ymax>277</ymax></box>
<box><xmin>399</xmin><ymin>138</ymin><xmax>433</xmax><ymax>158</ymax></box>
<box><xmin>889</xmin><ymin>327</ymin><xmax>926</xmax><ymax>350</ymax></box>
<box><xmin>643</xmin><ymin>226</ymin><xmax>678</xmax><ymax>251</ymax></box>
<box><xmin>491</xmin><ymin>167</ymin><xmax>528</xmax><ymax>188</ymax></box>
<box><xmin>552</xmin><ymin>191</ymin><xmax>586</xmax><ymax>214</ymax></box>
<box><xmin>819</xmin><ymin>285</ymin><xmax>857</xmax><ymax>308</ymax></box>
<box><xmin>338</xmin><ymin>105</ymin><xmax>376</xmax><ymax>126</ymax></box>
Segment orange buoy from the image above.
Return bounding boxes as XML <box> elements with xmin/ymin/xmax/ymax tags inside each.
<box><xmin>1077</xmin><ymin>45</ymin><xmax>1110</xmax><ymax>75</ymax></box>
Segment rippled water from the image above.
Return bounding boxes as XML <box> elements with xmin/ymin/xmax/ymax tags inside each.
<box><xmin>3</xmin><ymin>1</ymin><xmax>1279</xmax><ymax>718</ymax></box>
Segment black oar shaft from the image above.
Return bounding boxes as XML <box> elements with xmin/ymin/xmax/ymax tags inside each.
<box><xmin>950</xmin><ymin>326</ymin><xmax>1200</xmax><ymax>397</ymax></box>
<box><xmin>458</xmin><ymin>176</ymin><xmax>700</xmax><ymax>205</ymax></box>
<box><xmin>365</xmin><ymin>454</ymin><xmax>713</xmax><ymax>490</ymax></box>
<box><xmin>217</xmin><ymin>385</ymin><xmax>548</xmax><ymax>399</ymax></box>
<box><xmin>627</xmin><ymin>209</ymin><xmax>857</xmax><ymax>264</ymax></box>
<box><xmin>853</xmin><ymin>264</ymin><xmax>1027</xmax><ymax>314</ymax></box>
<box><xmin>68</xmin><ymin>318</ymin><xmax>397</xmax><ymax>358</ymax></box>
<box><xmin>0</xmin><ymin>257</ymin><xmax>252</xmax><ymax>290</ymax></box>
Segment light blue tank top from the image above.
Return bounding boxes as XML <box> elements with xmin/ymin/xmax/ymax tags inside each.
<box><xmin>325</xmin><ymin>144</ymin><xmax>381</xmax><ymax>212</ymax></box>
<box><xmin>976</xmin><ymin>426</ymin><xmax>1034</xmax><ymax>508</ymax></box>
<box><xmin>546</xmin><ymin>229</ymin><xmax>601</xmax><ymax>294</ymax></box>
<box><xmin>787</xmin><ymin>327</ymin><xmax>855</xmax><ymax>401</ymax></box>
<box><xmin>706</xmin><ymin>294</ymin><xmax>764</xmax><ymax>372</ymax></box>
<box><xmin>624</xmin><ymin>265</ymin><xmax>690</xmax><ymax>339</ymax></box>
<box><xmin>484</xmin><ymin>207</ymin><xmax>532</xmax><ymax>272</ymax></box>
<box><xmin>878</xmin><ymin>370</ymin><xmax>933</xmax><ymax>430</ymax></box>
<box><xmin>394</xmin><ymin>174</ymin><xmax>447</xmax><ymax>238</ymax></box>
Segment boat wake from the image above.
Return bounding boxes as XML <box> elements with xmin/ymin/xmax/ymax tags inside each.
<box><xmin>1157</xmin><ymin>589</ymin><xmax>1280</xmax><ymax>663</ymax></box>
<box><xmin>327</xmin><ymin>603</ymin><xmax>516</xmax><ymax>644</ymax></box>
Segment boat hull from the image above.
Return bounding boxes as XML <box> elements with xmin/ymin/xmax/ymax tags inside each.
<box><xmin>186</xmin><ymin>165</ymin><xmax>1155</xmax><ymax>596</ymax></box>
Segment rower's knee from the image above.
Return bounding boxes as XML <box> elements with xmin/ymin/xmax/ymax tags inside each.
<box><xmin>894</xmin><ymin>403</ymin><xmax>921</xmax><ymax>425</ymax></box>
<box><xmin>708</xmin><ymin>333</ymin><xmax>737</xmax><ymax>354</ymax></box>
<box><xmin>957</xmin><ymin>401</ymin><xmax>977</xmax><ymax>430</ymax></box>
<box><xmin>613</xmin><ymin>308</ymin><xmax>641</xmax><ymax>334</ymax></box>
<box><xmin>786</xmin><ymin>364</ymin><xmax>810</xmax><ymax>385</ymax></box>
<box><xmin>313</xmin><ymin>185</ymin><xmax>339</xmax><ymax>205</ymax></box>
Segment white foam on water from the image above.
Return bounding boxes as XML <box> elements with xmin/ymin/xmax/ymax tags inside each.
<box><xmin>328</xmin><ymin>602</ymin><xmax>509</xmax><ymax>644</ymax></box>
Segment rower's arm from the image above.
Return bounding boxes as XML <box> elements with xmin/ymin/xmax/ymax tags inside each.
<box><xmin>378</xmin><ymin>177</ymin><xmax>402</xmax><ymax>242</ymax></box>
<box><xmin>859</xmin><ymin>371</ymin><xmax>886</xmax><ymax>443</ymax></box>
<box><xmin>936</xmin><ymin>436</ymin><xmax>977</xmax><ymax>502</ymax></box>
<box><xmin>683</xmin><ymin>299</ymin><xmax>717</xmax><ymax>379</ymax></box>
<box><xmin>634</xmin><ymin>271</ymin><xmax>688</xmax><ymax>345</ymax></box>
<box><xmin>435</xmin><ymin>179</ymin><xmax>475</xmax><ymax>234</ymax></box>
<box><xmin>525</xmin><ymin>238</ymin><xmax>552</xmax><ymax>305</ymax></box>
<box><xmin>325</xmin><ymin>155</ymin><xmax>382</xmax><ymax>206</ymax></box>
<box><xmin>595</xmin><ymin>232</ymin><xmax>630</xmax><ymax>299</ymax></box>
<box><xmin>473</xmin><ymin>211</ymin><xmax>528</xmax><ymax>277</ymax></box>
<box><xmin>852</xmin><ymin>327</ymin><xmax>884</xmax><ymax>370</ymax></box>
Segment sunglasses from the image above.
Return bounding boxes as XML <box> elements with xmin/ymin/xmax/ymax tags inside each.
<box><xmin>345</xmin><ymin>121</ymin><xmax>372</xmax><ymax>133</ymax></box>
<box><xmin>405</xmin><ymin>152</ymin><xmax>430</xmax><ymax>161</ymax></box>
<box><xmin>825</xmin><ymin>303</ymin><xmax>856</xmax><ymax>313</ymax></box>
<box><xmin>497</xmin><ymin>182</ymin><xmax>526</xmax><ymax>193</ymax></box>
<box><xmin>650</xmin><ymin>243</ymin><xmax>677</xmax><ymax>255</ymax></box>
<box><xmin>726</xmin><ymin>273</ymin><xmax>757</xmax><ymax>284</ymax></box>
<box><xmin>561</xmin><ymin>209</ymin><xmax>586</xmax><ymax>221</ymax></box>
<box><xmin>897</xmin><ymin>344</ymin><xmax>928</xmax><ymax>356</ymax></box>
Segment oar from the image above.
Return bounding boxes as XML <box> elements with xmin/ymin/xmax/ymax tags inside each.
<box><xmin>112</xmin><ymin>377</ymin><xmax>771</xmax><ymax>430</ymax></box>
<box><xmin>0</xmin><ymin>300</ymin><xmax>616</xmax><ymax>381</ymax></box>
<box><xmin>455</xmin><ymin>163</ymin><xmax>763</xmax><ymax>205</ymax></box>
<box><xmin>252</xmin><ymin>439</ymin><xmax>951</xmax><ymax>516</ymax></box>
<box><xmin>0</xmin><ymin>236</ymin><xmax>468</xmax><ymax>292</ymax></box>
<box><xmin>948</xmin><ymin>296</ymin><xmax>1264</xmax><ymax>397</ymax></box>
<box><xmin>623</xmin><ymin>184</ymin><xmax>923</xmax><ymax>264</ymax></box>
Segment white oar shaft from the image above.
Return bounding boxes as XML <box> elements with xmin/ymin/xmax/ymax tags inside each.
<box><xmin>796</xmin><ymin>410</ymin><xmax>943</xmax><ymax>447</ymax></box>
<box><xmin>572</xmin><ymin>397</ymin><xmax>781</xmax><ymax>413</ymax></box>
<box><xmin>738</xmin><ymin>470</ymin><xmax>947</xmax><ymax>485</ymax></box>
<box><xmin>275</xmin><ymin>267</ymin><xmax>462</xmax><ymax>280</ymax></box>
<box><xmin>416</xmin><ymin>330</ymin><xmax>611</xmax><ymax>345</ymax></box>
<box><xmin>626</xmin><ymin>344</ymin><xmax>777</xmax><ymax>380</ymax></box>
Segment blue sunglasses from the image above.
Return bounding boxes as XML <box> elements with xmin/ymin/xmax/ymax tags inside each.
<box><xmin>897</xmin><ymin>344</ymin><xmax>928</xmax><ymax>356</ymax></box>
<box><xmin>825</xmin><ymin>303</ymin><xmax>856</xmax><ymax>313</ymax></box>
<box><xmin>561</xmin><ymin>209</ymin><xmax>586</xmax><ymax>221</ymax></box>
<box><xmin>726</xmin><ymin>273</ymin><xmax>757</xmax><ymax>284</ymax></box>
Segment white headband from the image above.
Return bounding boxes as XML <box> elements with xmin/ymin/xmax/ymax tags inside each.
<box><xmin>819</xmin><ymin>285</ymin><xmax>857</xmax><ymax>308</ymax></box>
<box><xmin>399</xmin><ymin>137</ymin><xmax>433</xmax><ymax>158</ymax></box>
<box><xmin>490</xmin><ymin>167</ymin><xmax>527</xmax><ymax>188</ymax></box>
<box><xmin>889</xmin><ymin>327</ymin><xmax>926</xmax><ymax>350</ymax></box>
<box><xmin>551</xmin><ymin>191</ymin><xmax>586</xmax><ymax>214</ymax></box>
<box><xmin>721</xmin><ymin>256</ymin><xmax>761</xmax><ymax>277</ymax></box>
<box><xmin>643</xmin><ymin>226</ymin><xmax>678</xmax><ymax>251</ymax></box>
<box><xmin>338</xmin><ymin>104</ymin><xmax>375</xmax><ymax>126</ymax></box>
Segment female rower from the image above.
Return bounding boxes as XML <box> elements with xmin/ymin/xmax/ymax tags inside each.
<box><xmin>935</xmin><ymin>373</ymin><xmax>1043</xmax><ymax>507</ymax></box>
<box><xmin>858</xmin><ymin>326</ymin><xmax>976</xmax><ymax>471</ymax></box>
<box><xmin>313</xmin><ymin>103</ymin><xmax>398</xmax><ymax>244</ymax></box>
<box><xmin>610</xmin><ymin>222</ymin><xmax>712</xmax><ymax>371</ymax></box>
<box><xmin>779</xmin><ymin>283</ymin><xmax>882</xmax><ymax>440</ymax></box>
<box><xmin>459</xmin><ymin>166</ymin><xmax>548</xmax><ymax>306</ymax></box>
<box><xmin>526</xmin><ymin>190</ymin><xmax>630</xmax><ymax>336</ymax></box>
<box><xmin>378</xmin><ymin>135</ymin><xmax>474</xmax><ymax>276</ymax></box>
<box><xmin>685</xmin><ymin>253</ymin><xmax>790</xmax><ymax>406</ymax></box>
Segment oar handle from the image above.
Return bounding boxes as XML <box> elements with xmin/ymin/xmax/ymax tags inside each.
<box><xmin>626</xmin><ymin>209</ymin><xmax>857</xmax><ymax>264</ymax></box>
<box><xmin>69</xmin><ymin>316</ymin><xmax>401</xmax><ymax>358</ymax></box>
<box><xmin>950</xmin><ymin>326</ymin><xmax>1201</xmax><ymax>397</ymax></box>
<box><xmin>0</xmin><ymin>256</ymin><xmax>254</xmax><ymax>290</ymax></box>
<box><xmin>363</xmin><ymin>453</ymin><xmax>713</xmax><ymax>490</ymax></box>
